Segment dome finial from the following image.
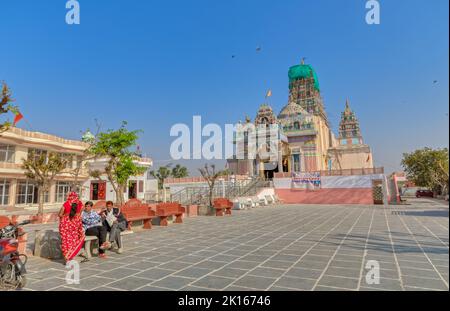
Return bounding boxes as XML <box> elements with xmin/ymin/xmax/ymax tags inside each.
<box><xmin>300</xmin><ymin>57</ymin><xmax>305</xmax><ymax>65</ymax></box>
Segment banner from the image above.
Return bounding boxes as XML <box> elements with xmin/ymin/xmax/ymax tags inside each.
<box><xmin>292</xmin><ymin>172</ymin><xmax>321</xmax><ymax>190</ymax></box>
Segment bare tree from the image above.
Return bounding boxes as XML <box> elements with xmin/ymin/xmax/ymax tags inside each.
<box><xmin>22</xmin><ymin>151</ymin><xmax>68</xmax><ymax>217</ymax></box>
<box><xmin>198</xmin><ymin>164</ymin><xmax>228</xmax><ymax>210</ymax></box>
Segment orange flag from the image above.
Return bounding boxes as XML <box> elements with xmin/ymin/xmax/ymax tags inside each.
<box><xmin>13</xmin><ymin>111</ymin><xmax>23</xmax><ymax>126</ymax></box>
<box><xmin>266</xmin><ymin>89</ymin><xmax>272</xmax><ymax>98</ymax></box>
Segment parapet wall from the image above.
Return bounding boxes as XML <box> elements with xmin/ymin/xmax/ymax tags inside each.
<box><xmin>274</xmin><ymin>174</ymin><xmax>385</xmax><ymax>205</ymax></box>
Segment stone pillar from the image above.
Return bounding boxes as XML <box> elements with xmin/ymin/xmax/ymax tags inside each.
<box><xmin>49</xmin><ymin>181</ymin><xmax>56</xmax><ymax>204</ymax></box>
<box><xmin>8</xmin><ymin>179</ymin><xmax>18</xmax><ymax>207</ymax></box>
<box><xmin>278</xmin><ymin>148</ymin><xmax>283</xmax><ymax>173</ymax></box>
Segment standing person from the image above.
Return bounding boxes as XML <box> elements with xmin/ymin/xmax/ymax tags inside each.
<box><xmin>101</xmin><ymin>201</ymin><xmax>128</xmax><ymax>254</ymax></box>
<box><xmin>82</xmin><ymin>201</ymin><xmax>111</xmax><ymax>258</ymax></box>
<box><xmin>58</xmin><ymin>192</ymin><xmax>85</xmax><ymax>263</ymax></box>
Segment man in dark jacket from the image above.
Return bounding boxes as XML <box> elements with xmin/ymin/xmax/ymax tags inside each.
<box><xmin>101</xmin><ymin>201</ymin><xmax>128</xmax><ymax>253</ymax></box>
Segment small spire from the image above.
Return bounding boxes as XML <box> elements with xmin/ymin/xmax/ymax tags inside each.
<box><xmin>345</xmin><ymin>98</ymin><xmax>351</xmax><ymax>111</ymax></box>
<box><xmin>300</xmin><ymin>57</ymin><xmax>305</xmax><ymax>65</ymax></box>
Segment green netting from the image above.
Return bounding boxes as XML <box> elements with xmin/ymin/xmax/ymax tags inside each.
<box><xmin>288</xmin><ymin>64</ymin><xmax>320</xmax><ymax>91</ymax></box>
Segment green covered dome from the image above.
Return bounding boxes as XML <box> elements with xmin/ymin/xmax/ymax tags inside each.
<box><xmin>288</xmin><ymin>61</ymin><xmax>320</xmax><ymax>91</ymax></box>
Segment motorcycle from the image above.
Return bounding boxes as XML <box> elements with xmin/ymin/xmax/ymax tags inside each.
<box><xmin>0</xmin><ymin>220</ymin><xmax>31</xmax><ymax>289</ymax></box>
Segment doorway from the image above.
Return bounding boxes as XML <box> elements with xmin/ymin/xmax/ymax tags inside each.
<box><xmin>128</xmin><ymin>181</ymin><xmax>137</xmax><ymax>199</ymax></box>
<box><xmin>90</xmin><ymin>181</ymin><xmax>106</xmax><ymax>200</ymax></box>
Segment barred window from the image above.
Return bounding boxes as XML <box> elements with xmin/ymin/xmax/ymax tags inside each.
<box><xmin>0</xmin><ymin>144</ymin><xmax>15</xmax><ymax>163</ymax></box>
<box><xmin>0</xmin><ymin>179</ymin><xmax>10</xmax><ymax>206</ymax></box>
<box><xmin>55</xmin><ymin>182</ymin><xmax>71</xmax><ymax>203</ymax></box>
<box><xmin>16</xmin><ymin>181</ymin><xmax>49</xmax><ymax>205</ymax></box>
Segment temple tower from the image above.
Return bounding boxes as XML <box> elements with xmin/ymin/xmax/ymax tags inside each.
<box><xmin>288</xmin><ymin>59</ymin><xmax>328</xmax><ymax>123</ymax></box>
<box><xmin>338</xmin><ymin>99</ymin><xmax>363</xmax><ymax>146</ymax></box>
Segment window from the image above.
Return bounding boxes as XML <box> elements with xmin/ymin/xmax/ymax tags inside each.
<box><xmin>0</xmin><ymin>144</ymin><xmax>15</xmax><ymax>163</ymax></box>
<box><xmin>16</xmin><ymin>181</ymin><xmax>49</xmax><ymax>205</ymax></box>
<box><xmin>28</xmin><ymin>148</ymin><xmax>48</xmax><ymax>163</ymax></box>
<box><xmin>293</xmin><ymin>154</ymin><xmax>301</xmax><ymax>172</ymax></box>
<box><xmin>55</xmin><ymin>182</ymin><xmax>71</xmax><ymax>203</ymax></box>
<box><xmin>341</xmin><ymin>139</ymin><xmax>347</xmax><ymax>145</ymax></box>
<box><xmin>58</xmin><ymin>153</ymin><xmax>74</xmax><ymax>169</ymax></box>
<box><xmin>0</xmin><ymin>180</ymin><xmax>10</xmax><ymax>206</ymax></box>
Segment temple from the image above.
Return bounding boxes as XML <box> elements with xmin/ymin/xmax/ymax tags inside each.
<box><xmin>227</xmin><ymin>60</ymin><xmax>374</xmax><ymax>177</ymax></box>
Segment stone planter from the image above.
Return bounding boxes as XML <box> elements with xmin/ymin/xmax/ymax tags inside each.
<box><xmin>198</xmin><ymin>205</ymin><xmax>215</xmax><ymax>216</ymax></box>
<box><xmin>34</xmin><ymin>230</ymin><xmax>63</xmax><ymax>260</ymax></box>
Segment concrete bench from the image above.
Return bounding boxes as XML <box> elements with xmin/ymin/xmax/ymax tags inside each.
<box><xmin>83</xmin><ymin>230</ymin><xmax>132</xmax><ymax>259</ymax></box>
<box><xmin>156</xmin><ymin>203</ymin><xmax>185</xmax><ymax>226</ymax></box>
<box><xmin>213</xmin><ymin>198</ymin><xmax>233</xmax><ymax>216</ymax></box>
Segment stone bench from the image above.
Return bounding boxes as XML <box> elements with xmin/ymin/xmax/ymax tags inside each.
<box><xmin>213</xmin><ymin>198</ymin><xmax>233</xmax><ymax>216</ymax></box>
<box><xmin>155</xmin><ymin>203</ymin><xmax>185</xmax><ymax>226</ymax></box>
<box><xmin>83</xmin><ymin>230</ymin><xmax>132</xmax><ymax>259</ymax></box>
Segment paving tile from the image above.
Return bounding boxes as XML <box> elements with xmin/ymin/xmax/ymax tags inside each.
<box><xmin>134</xmin><ymin>268</ymin><xmax>174</xmax><ymax>280</ymax></box>
<box><xmin>402</xmin><ymin>275</ymin><xmax>448</xmax><ymax>290</ymax></box>
<box><xmin>317</xmin><ymin>276</ymin><xmax>359</xmax><ymax>290</ymax></box>
<box><xmin>272</xmin><ymin>277</ymin><xmax>316</xmax><ymax>290</ymax></box>
<box><xmin>106</xmin><ymin>277</ymin><xmax>152</xmax><ymax>290</ymax></box>
<box><xmin>191</xmin><ymin>275</ymin><xmax>235</xmax><ymax>290</ymax></box>
<box><xmin>150</xmin><ymin>276</ymin><xmax>194</xmax><ymax>290</ymax></box>
<box><xmin>233</xmin><ymin>275</ymin><xmax>277</xmax><ymax>290</ymax></box>
<box><xmin>174</xmin><ymin>267</ymin><xmax>213</xmax><ymax>278</ymax></box>
<box><xmin>212</xmin><ymin>267</ymin><xmax>248</xmax><ymax>278</ymax></box>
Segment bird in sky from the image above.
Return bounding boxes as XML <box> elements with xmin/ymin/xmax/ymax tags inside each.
<box><xmin>256</xmin><ymin>46</ymin><xmax>262</xmax><ymax>53</ymax></box>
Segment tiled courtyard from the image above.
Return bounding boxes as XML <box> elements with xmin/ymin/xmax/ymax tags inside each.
<box><xmin>21</xmin><ymin>198</ymin><xmax>448</xmax><ymax>291</ymax></box>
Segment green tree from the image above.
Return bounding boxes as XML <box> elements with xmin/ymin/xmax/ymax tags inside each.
<box><xmin>198</xmin><ymin>164</ymin><xmax>228</xmax><ymax>210</ymax></box>
<box><xmin>150</xmin><ymin>165</ymin><xmax>173</xmax><ymax>189</ymax></box>
<box><xmin>171</xmin><ymin>164</ymin><xmax>189</xmax><ymax>178</ymax></box>
<box><xmin>401</xmin><ymin>148</ymin><xmax>449</xmax><ymax>195</ymax></box>
<box><xmin>22</xmin><ymin>151</ymin><xmax>68</xmax><ymax>216</ymax></box>
<box><xmin>0</xmin><ymin>82</ymin><xmax>19</xmax><ymax>133</ymax></box>
<box><xmin>89</xmin><ymin>122</ymin><xmax>147</xmax><ymax>205</ymax></box>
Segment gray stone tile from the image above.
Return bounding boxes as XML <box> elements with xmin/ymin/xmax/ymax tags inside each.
<box><xmin>261</xmin><ymin>260</ymin><xmax>293</xmax><ymax>270</ymax></box>
<box><xmin>192</xmin><ymin>260</ymin><xmax>226</xmax><ymax>270</ymax></box>
<box><xmin>272</xmin><ymin>277</ymin><xmax>316</xmax><ymax>290</ymax></box>
<box><xmin>233</xmin><ymin>275</ymin><xmax>277</xmax><ymax>290</ymax></box>
<box><xmin>134</xmin><ymin>268</ymin><xmax>174</xmax><ymax>280</ymax></box>
<box><xmin>150</xmin><ymin>276</ymin><xmax>194</xmax><ymax>290</ymax></box>
<box><xmin>248</xmin><ymin>267</ymin><xmax>286</xmax><ymax>278</ymax></box>
<box><xmin>317</xmin><ymin>276</ymin><xmax>359</xmax><ymax>290</ymax></box>
<box><xmin>212</xmin><ymin>267</ymin><xmax>248</xmax><ymax>278</ymax></box>
<box><xmin>174</xmin><ymin>267</ymin><xmax>213</xmax><ymax>278</ymax></box>
<box><xmin>192</xmin><ymin>275</ymin><xmax>235</xmax><ymax>290</ymax></box>
<box><xmin>325</xmin><ymin>266</ymin><xmax>361</xmax><ymax>278</ymax></box>
<box><xmin>286</xmin><ymin>267</ymin><xmax>323</xmax><ymax>280</ymax></box>
<box><xmin>106</xmin><ymin>277</ymin><xmax>151</xmax><ymax>290</ymax></box>
<box><xmin>402</xmin><ymin>275</ymin><xmax>448</xmax><ymax>290</ymax></box>
<box><xmin>227</xmin><ymin>260</ymin><xmax>261</xmax><ymax>270</ymax></box>
<box><xmin>98</xmin><ymin>268</ymin><xmax>140</xmax><ymax>279</ymax></box>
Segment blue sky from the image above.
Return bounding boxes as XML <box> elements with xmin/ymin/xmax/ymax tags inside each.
<box><xmin>1</xmin><ymin>0</ymin><xmax>448</xmax><ymax>175</ymax></box>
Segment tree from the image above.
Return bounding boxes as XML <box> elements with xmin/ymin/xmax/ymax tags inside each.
<box><xmin>171</xmin><ymin>164</ymin><xmax>189</xmax><ymax>178</ymax></box>
<box><xmin>401</xmin><ymin>148</ymin><xmax>449</xmax><ymax>195</ymax></box>
<box><xmin>89</xmin><ymin>122</ymin><xmax>147</xmax><ymax>205</ymax></box>
<box><xmin>0</xmin><ymin>82</ymin><xmax>18</xmax><ymax>134</ymax></box>
<box><xmin>22</xmin><ymin>151</ymin><xmax>68</xmax><ymax>216</ymax></box>
<box><xmin>150</xmin><ymin>165</ymin><xmax>173</xmax><ymax>189</ymax></box>
<box><xmin>198</xmin><ymin>164</ymin><xmax>228</xmax><ymax>209</ymax></box>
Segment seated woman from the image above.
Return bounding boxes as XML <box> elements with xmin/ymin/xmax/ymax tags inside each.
<box><xmin>100</xmin><ymin>201</ymin><xmax>128</xmax><ymax>253</ymax></box>
<box><xmin>58</xmin><ymin>192</ymin><xmax>85</xmax><ymax>263</ymax></box>
<box><xmin>82</xmin><ymin>201</ymin><xmax>111</xmax><ymax>258</ymax></box>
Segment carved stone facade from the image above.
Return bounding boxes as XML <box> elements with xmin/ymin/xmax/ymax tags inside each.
<box><xmin>227</xmin><ymin>61</ymin><xmax>374</xmax><ymax>177</ymax></box>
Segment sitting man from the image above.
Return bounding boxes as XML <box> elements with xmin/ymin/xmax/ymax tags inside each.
<box><xmin>82</xmin><ymin>201</ymin><xmax>111</xmax><ymax>258</ymax></box>
<box><xmin>100</xmin><ymin>201</ymin><xmax>128</xmax><ymax>253</ymax></box>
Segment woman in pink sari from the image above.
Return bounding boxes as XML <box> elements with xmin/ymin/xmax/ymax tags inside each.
<box><xmin>58</xmin><ymin>192</ymin><xmax>85</xmax><ymax>262</ymax></box>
